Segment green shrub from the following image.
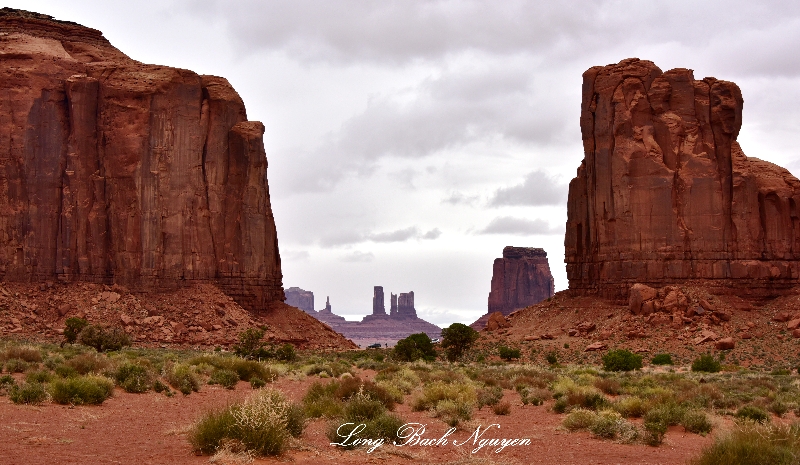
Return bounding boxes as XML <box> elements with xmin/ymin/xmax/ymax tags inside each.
<box><xmin>589</xmin><ymin>411</ymin><xmax>624</xmax><ymax>439</ymax></box>
<box><xmin>553</xmin><ymin>397</ymin><xmax>569</xmax><ymax>413</ymax></box>
<box><xmin>232</xmin><ymin>328</ymin><xmax>266</xmax><ymax>359</ymax></box>
<box><xmin>477</xmin><ymin>385</ymin><xmax>504</xmax><ymax>409</ymax></box>
<box><xmin>5</xmin><ymin>346</ymin><xmax>42</xmax><ymax>363</ymax></box>
<box><xmin>114</xmin><ymin>364</ymin><xmax>152</xmax><ymax>393</ymax></box>
<box><xmin>690</xmin><ymin>422</ymin><xmax>800</xmax><ymax>465</ymax></box>
<box><xmin>302</xmin><ymin>381</ymin><xmax>344</xmax><ymax>418</ymax></box>
<box><xmin>26</xmin><ymin>370</ymin><xmax>53</xmax><ymax>384</ymax></box>
<box><xmin>63</xmin><ymin>317</ymin><xmax>88</xmax><ymax>344</ymax></box>
<box><xmin>50</xmin><ymin>375</ymin><xmax>114</xmax><ymax>405</ymax></box>
<box><xmin>190</xmin><ymin>389</ymin><xmax>302</xmax><ymax>456</ymax></box>
<box><xmin>272</xmin><ymin>344</ymin><xmax>296</xmax><ymax>362</ymax></box>
<box><xmin>54</xmin><ymin>364</ymin><xmax>79</xmax><ymax>378</ymax></box>
<box><xmin>393</xmin><ymin>333</ymin><xmax>437</xmax><ymax>362</ymax></box>
<box><xmin>209</xmin><ymin>369</ymin><xmax>239</xmax><ymax>389</ymax></box>
<box><xmin>78</xmin><ymin>325</ymin><xmax>131</xmax><ymax>352</ymax></box>
<box><xmin>602</xmin><ymin>349</ymin><xmax>643</xmax><ymax>372</ymax></box>
<box><xmin>546</xmin><ymin>353</ymin><xmax>558</xmax><ymax>365</ymax></box>
<box><xmin>9</xmin><ymin>382</ymin><xmax>47</xmax><ymax>404</ymax></box>
<box><xmin>735</xmin><ymin>405</ymin><xmax>770</xmax><ymax>424</ymax></box>
<box><xmin>643</xmin><ymin>418</ymin><xmax>667</xmax><ymax>446</ymax></box>
<box><xmin>651</xmin><ymin>353</ymin><xmax>674</xmax><ymax>365</ymax></box>
<box><xmin>518</xmin><ymin>387</ymin><xmax>549</xmax><ymax>406</ymax></box>
<box><xmin>434</xmin><ymin>399</ymin><xmax>472</xmax><ymax>427</ymax></box>
<box><xmin>692</xmin><ymin>354</ymin><xmax>721</xmax><ymax>373</ymax></box>
<box><xmin>411</xmin><ymin>381</ymin><xmax>475</xmax><ymax>412</ymax></box>
<box><xmin>250</xmin><ymin>377</ymin><xmax>266</xmax><ymax>389</ymax></box>
<box><xmin>645</xmin><ymin>403</ymin><xmax>686</xmax><ymax>427</ymax></box>
<box><xmin>769</xmin><ymin>400</ymin><xmax>789</xmax><ymax>418</ymax></box>
<box><xmin>613</xmin><ymin>396</ymin><xmax>648</xmax><ymax>418</ymax></box>
<box><xmin>682</xmin><ymin>410</ymin><xmax>713</xmax><ymax>435</ymax></box>
<box><xmin>166</xmin><ymin>364</ymin><xmax>200</xmax><ymax>395</ymax></box>
<box><xmin>4</xmin><ymin>358</ymin><xmax>28</xmax><ymax>373</ymax></box>
<box><xmin>441</xmin><ymin>323</ymin><xmax>479</xmax><ymax>361</ymax></box>
<box><xmin>153</xmin><ymin>379</ymin><xmax>170</xmax><ymax>394</ymax></box>
<box><xmin>498</xmin><ymin>346</ymin><xmax>521</xmax><ymax>361</ymax></box>
<box><xmin>563</xmin><ymin>409</ymin><xmax>596</xmax><ymax>431</ymax></box>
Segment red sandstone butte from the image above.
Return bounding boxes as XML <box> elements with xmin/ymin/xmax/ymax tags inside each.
<box><xmin>472</xmin><ymin>247</ymin><xmax>554</xmax><ymax>330</ymax></box>
<box><xmin>0</xmin><ymin>9</ymin><xmax>281</xmax><ymax>311</ymax></box>
<box><xmin>565</xmin><ymin>58</ymin><xmax>800</xmax><ymax>298</ymax></box>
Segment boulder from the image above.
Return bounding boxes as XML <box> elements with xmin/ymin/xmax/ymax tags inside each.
<box><xmin>485</xmin><ymin>312</ymin><xmax>509</xmax><ymax>331</ymax></box>
<box><xmin>773</xmin><ymin>312</ymin><xmax>791</xmax><ymax>322</ymax></box>
<box><xmin>793</xmin><ymin>329</ymin><xmax>800</xmax><ymax>339</ymax></box>
<box><xmin>787</xmin><ymin>319</ymin><xmax>800</xmax><ymax>330</ymax></box>
<box><xmin>629</xmin><ymin>283</ymin><xmax>657</xmax><ymax>314</ymax></box>
<box><xmin>714</xmin><ymin>337</ymin><xmax>735</xmax><ymax>350</ymax></box>
<box><xmin>693</xmin><ymin>330</ymin><xmax>719</xmax><ymax>345</ymax></box>
<box><xmin>584</xmin><ymin>342</ymin><xmax>607</xmax><ymax>352</ymax></box>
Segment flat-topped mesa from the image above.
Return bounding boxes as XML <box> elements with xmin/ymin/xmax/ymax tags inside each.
<box><xmin>487</xmin><ymin>246</ymin><xmax>554</xmax><ymax>316</ymax></box>
<box><xmin>0</xmin><ymin>9</ymin><xmax>283</xmax><ymax>311</ymax></box>
<box><xmin>565</xmin><ymin>58</ymin><xmax>800</xmax><ymax>299</ymax></box>
<box><xmin>285</xmin><ymin>288</ymin><xmax>315</xmax><ymax>314</ymax></box>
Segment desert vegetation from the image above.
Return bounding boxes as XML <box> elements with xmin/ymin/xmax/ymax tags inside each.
<box><xmin>4</xmin><ymin>332</ymin><xmax>800</xmax><ymax>463</ymax></box>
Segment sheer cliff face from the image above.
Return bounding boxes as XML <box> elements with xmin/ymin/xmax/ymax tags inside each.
<box><xmin>488</xmin><ymin>247</ymin><xmax>554</xmax><ymax>316</ymax></box>
<box><xmin>566</xmin><ymin>58</ymin><xmax>800</xmax><ymax>297</ymax></box>
<box><xmin>0</xmin><ymin>10</ymin><xmax>283</xmax><ymax>310</ymax></box>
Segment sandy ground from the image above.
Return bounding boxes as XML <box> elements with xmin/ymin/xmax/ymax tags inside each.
<box><xmin>0</xmin><ymin>371</ymin><xmax>717</xmax><ymax>465</ymax></box>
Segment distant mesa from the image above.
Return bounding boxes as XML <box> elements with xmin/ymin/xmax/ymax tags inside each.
<box><xmin>566</xmin><ymin>58</ymin><xmax>800</xmax><ymax>298</ymax></box>
<box><xmin>284</xmin><ymin>287</ymin><xmax>315</xmax><ymax>314</ymax></box>
<box><xmin>471</xmin><ymin>246</ymin><xmax>554</xmax><ymax>330</ymax></box>
<box><xmin>284</xmin><ymin>285</ymin><xmax>441</xmax><ymax>344</ymax></box>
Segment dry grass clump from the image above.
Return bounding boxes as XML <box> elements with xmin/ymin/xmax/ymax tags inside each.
<box><xmin>190</xmin><ymin>388</ymin><xmax>304</xmax><ymax>457</ymax></box>
<box><xmin>411</xmin><ymin>381</ymin><xmax>476</xmax><ymax>412</ymax></box>
<box><xmin>561</xmin><ymin>409</ymin><xmax>638</xmax><ymax>443</ymax></box>
<box><xmin>166</xmin><ymin>363</ymin><xmax>200</xmax><ymax>395</ymax></box>
<box><xmin>691</xmin><ymin>422</ymin><xmax>800</xmax><ymax>465</ymax></box>
<box><xmin>3</xmin><ymin>345</ymin><xmax>43</xmax><ymax>363</ymax></box>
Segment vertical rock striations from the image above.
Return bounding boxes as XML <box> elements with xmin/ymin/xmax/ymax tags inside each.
<box><xmin>488</xmin><ymin>247</ymin><xmax>555</xmax><ymax>316</ymax></box>
<box><xmin>566</xmin><ymin>58</ymin><xmax>800</xmax><ymax>298</ymax></box>
<box><xmin>0</xmin><ymin>9</ymin><xmax>283</xmax><ymax>311</ymax></box>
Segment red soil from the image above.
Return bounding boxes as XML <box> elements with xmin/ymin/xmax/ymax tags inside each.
<box><xmin>0</xmin><ymin>371</ymin><xmax>716</xmax><ymax>465</ymax></box>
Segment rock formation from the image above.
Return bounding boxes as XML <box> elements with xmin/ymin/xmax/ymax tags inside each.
<box><xmin>0</xmin><ymin>9</ymin><xmax>283</xmax><ymax>311</ymax></box>
<box><xmin>314</xmin><ymin>296</ymin><xmax>347</xmax><ymax>326</ymax></box>
<box><xmin>372</xmin><ymin>286</ymin><xmax>386</xmax><ymax>315</ymax></box>
<box><xmin>565</xmin><ymin>58</ymin><xmax>800</xmax><ymax>298</ymax></box>
<box><xmin>285</xmin><ymin>287</ymin><xmax>315</xmax><ymax>314</ymax></box>
<box><xmin>308</xmin><ymin>286</ymin><xmax>440</xmax><ymax>345</ymax></box>
<box><xmin>471</xmin><ymin>247</ymin><xmax>554</xmax><ymax>330</ymax></box>
<box><xmin>488</xmin><ymin>247</ymin><xmax>554</xmax><ymax>315</ymax></box>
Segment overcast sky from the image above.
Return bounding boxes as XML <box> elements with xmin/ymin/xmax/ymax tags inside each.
<box><xmin>10</xmin><ymin>1</ymin><xmax>800</xmax><ymax>325</ymax></box>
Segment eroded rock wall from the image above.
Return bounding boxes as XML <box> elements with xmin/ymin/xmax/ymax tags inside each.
<box><xmin>488</xmin><ymin>247</ymin><xmax>554</xmax><ymax>316</ymax></box>
<box><xmin>566</xmin><ymin>58</ymin><xmax>800</xmax><ymax>298</ymax></box>
<box><xmin>0</xmin><ymin>9</ymin><xmax>283</xmax><ymax>311</ymax></box>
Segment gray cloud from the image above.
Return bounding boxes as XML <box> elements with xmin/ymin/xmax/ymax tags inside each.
<box><xmin>489</xmin><ymin>170</ymin><xmax>566</xmax><ymax>207</ymax></box>
<box><xmin>422</xmin><ymin>228</ymin><xmax>442</xmax><ymax>240</ymax></box>
<box><xmin>479</xmin><ymin>216</ymin><xmax>562</xmax><ymax>236</ymax></box>
<box><xmin>442</xmin><ymin>192</ymin><xmax>480</xmax><ymax>206</ymax></box>
<box><xmin>340</xmin><ymin>251</ymin><xmax>375</xmax><ymax>263</ymax></box>
<box><xmin>320</xmin><ymin>226</ymin><xmax>442</xmax><ymax>247</ymax></box>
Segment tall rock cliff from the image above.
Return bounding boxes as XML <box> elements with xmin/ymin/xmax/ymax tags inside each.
<box><xmin>0</xmin><ymin>9</ymin><xmax>283</xmax><ymax>311</ymax></box>
<box><xmin>566</xmin><ymin>58</ymin><xmax>800</xmax><ymax>298</ymax></box>
<box><xmin>488</xmin><ymin>247</ymin><xmax>554</xmax><ymax>315</ymax></box>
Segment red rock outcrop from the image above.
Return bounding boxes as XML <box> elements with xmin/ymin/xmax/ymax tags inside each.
<box><xmin>472</xmin><ymin>247</ymin><xmax>554</xmax><ymax>330</ymax></box>
<box><xmin>0</xmin><ymin>9</ymin><xmax>282</xmax><ymax>311</ymax></box>
<box><xmin>566</xmin><ymin>58</ymin><xmax>800</xmax><ymax>298</ymax></box>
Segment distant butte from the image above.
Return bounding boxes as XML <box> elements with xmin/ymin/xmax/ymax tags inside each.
<box><xmin>471</xmin><ymin>247</ymin><xmax>554</xmax><ymax>330</ymax></box>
